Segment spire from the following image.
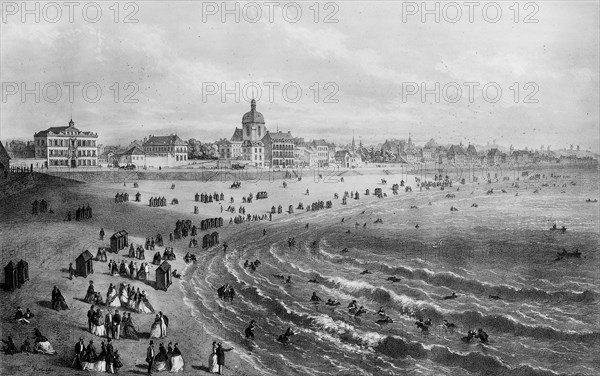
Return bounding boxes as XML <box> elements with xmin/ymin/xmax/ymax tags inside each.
<box><xmin>251</xmin><ymin>98</ymin><xmax>256</xmax><ymax>111</ymax></box>
<box><xmin>351</xmin><ymin>131</ymin><xmax>356</xmax><ymax>152</ymax></box>
<box><xmin>68</xmin><ymin>118</ymin><xmax>75</xmax><ymax>127</ymax></box>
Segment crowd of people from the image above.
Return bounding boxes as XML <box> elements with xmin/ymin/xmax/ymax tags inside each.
<box><xmin>108</xmin><ymin>259</ymin><xmax>149</xmax><ymax>281</ymax></box>
<box><xmin>128</xmin><ymin>243</ymin><xmax>146</xmax><ymax>259</ymax></box>
<box><xmin>145</xmin><ymin>340</ymin><xmax>185</xmax><ymax>373</ymax></box>
<box><xmin>72</xmin><ymin>337</ymin><xmax>123</xmax><ymax>373</ymax></box>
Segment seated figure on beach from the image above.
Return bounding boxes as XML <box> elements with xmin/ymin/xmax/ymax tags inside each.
<box><xmin>15</xmin><ymin>307</ymin><xmax>30</xmax><ymax>324</ymax></box>
<box><xmin>84</xmin><ymin>281</ymin><xmax>96</xmax><ymax>303</ymax></box>
<box><xmin>32</xmin><ymin>328</ymin><xmax>56</xmax><ymax>355</ymax></box>
<box><xmin>2</xmin><ymin>336</ymin><xmax>18</xmax><ymax>355</ymax></box>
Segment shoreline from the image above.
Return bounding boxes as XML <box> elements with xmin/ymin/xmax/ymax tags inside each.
<box><xmin>1</xmin><ymin>167</ymin><xmax>598</xmax><ymax>375</ymax></box>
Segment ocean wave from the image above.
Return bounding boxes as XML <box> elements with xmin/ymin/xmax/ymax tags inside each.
<box><xmin>335</xmin><ymin>257</ymin><xmax>597</xmax><ymax>304</ymax></box>
<box><xmin>374</xmin><ymin>336</ymin><xmax>565</xmax><ymax>376</ymax></box>
<box><xmin>323</xmin><ymin>276</ymin><xmax>600</xmax><ymax>344</ymax></box>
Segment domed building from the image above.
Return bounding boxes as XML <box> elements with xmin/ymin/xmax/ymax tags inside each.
<box><xmin>220</xmin><ymin>100</ymin><xmax>266</xmax><ymax>166</ymax></box>
<box><xmin>242</xmin><ymin>99</ymin><xmax>267</xmax><ymax>141</ymax></box>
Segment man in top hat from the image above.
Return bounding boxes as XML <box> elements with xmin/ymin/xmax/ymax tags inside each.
<box><xmin>72</xmin><ymin>337</ymin><xmax>85</xmax><ymax>369</ymax></box>
<box><xmin>146</xmin><ymin>340</ymin><xmax>155</xmax><ymax>375</ymax></box>
<box><xmin>216</xmin><ymin>342</ymin><xmax>233</xmax><ymax>375</ymax></box>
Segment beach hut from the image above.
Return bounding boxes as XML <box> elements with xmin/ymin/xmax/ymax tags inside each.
<box><xmin>110</xmin><ymin>230</ymin><xmax>129</xmax><ymax>252</ymax></box>
<box><xmin>155</xmin><ymin>261</ymin><xmax>172</xmax><ymax>291</ymax></box>
<box><xmin>16</xmin><ymin>259</ymin><xmax>29</xmax><ymax>285</ymax></box>
<box><xmin>75</xmin><ymin>250</ymin><xmax>94</xmax><ymax>277</ymax></box>
<box><xmin>4</xmin><ymin>261</ymin><xmax>18</xmax><ymax>291</ymax></box>
<box><xmin>211</xmin><ymin>231</ymin><xmax>219</xmax><ymax>245</ymax></box>
<box><xmin>288</xmin><ymin>205</ymin><xmax>294</xmax><ymax>214</ymax></box>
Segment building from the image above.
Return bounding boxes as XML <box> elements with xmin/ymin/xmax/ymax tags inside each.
<box><xmin>219</xmin><ymin>128</ymin><xmax>244</xmax><ymax>160</ymax></box>
<box><xmin>294</xmin><ymin>145</ymin><xmax>317</xmax><ymax>168</ymax></box>
<box><xmin>447</xmin><ymin>144</ymin><xmax>466</xmax><ymax>164</ymax></box>
<box><xmin>437</xmin><ymin>146</ymin><xmax>448</xmax><ymax>164</ymax></box>
<box><xmin>487</xmin><ymin>148</ymin><xmax>503</xmax><ymax>164</ymax></box>
<box><xmin>242</xmin><ymin>99</ymin><xmax>267</xmax><ymax>141</ymax></box>
<box><xmin>98</xmin><ymin>151</ymin><xmax>116</xmax><ymax>167</ymax></box>
<box><xmin>334</xmin><ymin>150</ymin><xmax>362</xmax><ymax>168</ymax></box>
<box><xmin>242</xmin><ymin>140</ymin><xmax>264</xmax><ymax>167</ymax></box>
<box><xmin>262</xmin><ymin>131</ymin><xmax>294</xmax><ymax>168</ymax></box>
<box><xmin>0</xmin><ymin>140</ymin><xmax>10</xmax><ymax>179</ymax></box>
<box><xmin>142</xmin><ymin>134</ymin><xmax>188</xmax><ymax>163</ymax></box>
<box><xmin>221</xmin><ymin>100</ymin><xmax>267</xmax><ymax>165</ymax></box>
<box><xmin>6</xmin><ymin>140</ymin><xmax>34</xmax><ymax>158</ymax></box>
<box><xmin>34</xmin><ymin>119</ymin><xmax>99</xmax><ymax>168</ymax></box>
<box><xmin>465</xmin><ymin>144</ymin><xmax>478</xmax><ymax>164</ymax></box>
<box><xmin>421</xmin><ymin>147</ymin><xmax>435</xmax><ymax>163</ymax></box>
<box><xmin>117</xmin><ymin>146</ymin><xmax>146</xmax><ymax>168</ymax></box>
<box><xmin>312</xmin><ymin>139</ymin><xmax>330</xmax><ymax>167</ymax></box>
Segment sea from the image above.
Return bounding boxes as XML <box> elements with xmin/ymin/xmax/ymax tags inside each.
<box><xmin>181</xmin><ymin>169</ymin><xmax>599</xmax><ymax>375</ymax></box>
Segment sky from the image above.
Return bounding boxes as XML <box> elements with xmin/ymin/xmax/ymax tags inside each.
<box><xmin>1</xmin><ymin>1</ymin><xmax>598</xmax><ymax>151</ymax></box>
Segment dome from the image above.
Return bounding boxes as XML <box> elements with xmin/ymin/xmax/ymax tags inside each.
<box><xmin>242</xmin><ymin>99</ymin><xmax>265</xmax><ymax>125</ymax></box>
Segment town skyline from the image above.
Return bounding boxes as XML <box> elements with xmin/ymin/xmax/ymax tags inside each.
<box><xmin>1</xmin><ymin>2</ymin><xmax>598</xmax><ymax>152</ymax></box>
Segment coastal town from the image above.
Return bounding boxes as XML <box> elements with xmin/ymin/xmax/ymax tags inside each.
<box><xmin>1</xmin><ymin>99</ymin><xmax>596</xmax><ymax>177</ymax></box>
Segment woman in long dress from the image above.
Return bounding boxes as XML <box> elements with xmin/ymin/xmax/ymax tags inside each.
<box><xmin>81</xmin><ymin>341</ymin><xmax>97</xmax><ymax>371</ymax></box>
<box><xmin>150</xmin><ymin>315</ymin><xmax>162</xmax><ymax>338</ymax></box>
<box><xmin>91</xmin><ymin>309</ymin><xmax>106</xmax><ymax>337</ymax></box>
<box><xmin>119</xmin><ymin>283</ymin><xmax>129</xmax><ymax>306</ymax></box>
<box><xmin>122</xmin><ymin>313</ymin><xmax>139</xmax><ymax>340</ymax></box>
<box><xmin>170</xmin><ymin>343</ymin><xmax>184</xmax><ymax>372</ymax></box>
<box><xmin>208</xmin><ymin>341</ymin><xmax>218</xmax><ymax>373</ymax></box>
<box><xmin>32</xmin><ymin>329</ymin><xmax>57</xmax><ymax>355</ymax></box>
<box><xmin>55</xmin><ymin>290</ymin><xmax>70</xmax><ymax>311</ymax></box>
<box><xmin>153</xmin><ymin>343</ymin><xmax>169</xmax><ymax>371</ymax></box>
<box><xmin>106</xmin><ymin>286</ymin><xmax>121</xmax><ymax>308</ymax></box>
<box><xmin>95</xmin><ymin>341</ymin><xmax>107</xmax><ymax>372</ymax></box>
<box><xmin>137</xmin><ymin>291</ymin><xmax>155</xmax><ymax>314</ymax></box>
<box><xmin>84</xmin><ymin>281</ymin><xmax>96</xmax><ymax>303</ymax></box>
<box><xmin>128</xmin><ymin>290</ymin><xmax>138</xmax><ymax>311</ymax></box>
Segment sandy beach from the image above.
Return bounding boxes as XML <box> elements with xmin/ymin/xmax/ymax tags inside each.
<box><xmin>0</xmin><ymin>167</ymin><xmax>397</xmax><ymax>375</ymax></box>
<box><xmin>1</xmin><ymin>165</ymin><xmax>598</xmax><ymax>376</ymax></box>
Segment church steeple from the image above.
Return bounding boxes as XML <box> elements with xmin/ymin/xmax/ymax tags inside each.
<box><xmin>351</xmin><ymin>131</ymin><xmax>356</xmax><ymax>152</ymax></box>
<box><xmin>68</xmin><ymin>118</ymin><xmax>75</xmax><ymax>127</ymax></box>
